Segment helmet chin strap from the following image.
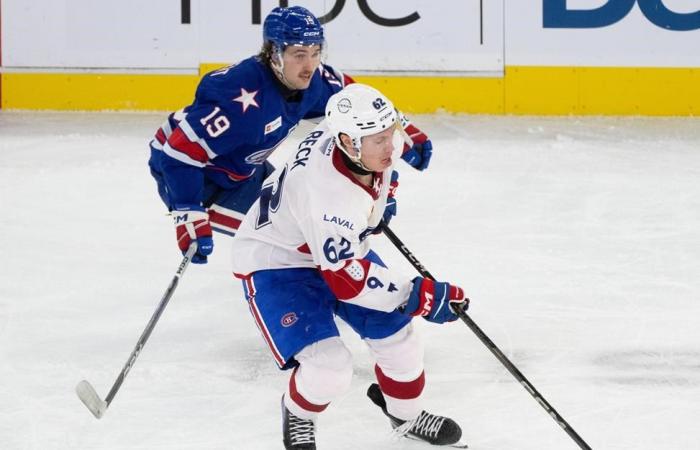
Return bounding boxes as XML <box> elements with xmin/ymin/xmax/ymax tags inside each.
<box><xmin>336</xmin><ymin>138</ymin><xmax>373</xmax><ymax>174</ymax></box>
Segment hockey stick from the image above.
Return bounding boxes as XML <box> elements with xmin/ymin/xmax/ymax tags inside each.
<box><xmin>380</xmin><ymin>223</ymin><xmax>592</xmax><ymax>450</ymax></box>
<box><xmin>76</xmin><ymin>243</ymin><xmax>198</xmax><ymax>419</ymax></box>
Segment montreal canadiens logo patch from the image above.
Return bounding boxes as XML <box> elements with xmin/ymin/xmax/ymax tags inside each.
<box><xmin>281</xmin><ymin>312</ymin><xmax>298</xmax><ymax>327</ymax></box>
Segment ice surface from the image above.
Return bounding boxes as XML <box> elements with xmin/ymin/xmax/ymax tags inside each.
<box><xmin>1</xmin><ymin>111</ymin><xmax>699</xmax><ymax>449</ymax></box>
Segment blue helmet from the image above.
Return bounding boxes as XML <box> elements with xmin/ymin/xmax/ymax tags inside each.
<box><xmin>263</xmin><ymin>6</ymin><xmax>324</xmax><ymax>48</ymax></box>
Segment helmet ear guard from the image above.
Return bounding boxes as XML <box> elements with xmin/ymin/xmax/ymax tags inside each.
<box><xmin>325</xmin><ymin>84</ymin><xmax>398</xmax><ymax>169</ymax></box>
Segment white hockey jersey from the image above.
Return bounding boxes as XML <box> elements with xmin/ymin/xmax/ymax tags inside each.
<box><xmin>231</xmin><ymin>121</ymin><xmax>413</xmax><ymax>313</ymax></box>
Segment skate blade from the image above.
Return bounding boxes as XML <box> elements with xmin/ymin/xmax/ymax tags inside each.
<box><xmin>76</xmin><ymin>380</ymin><xmax>108</xmax><ymax>419</ymax></box>
<box><xmin>404</xmin><ymin>434</ymin><xmax>469</xmax><ymax>448</ymax></box>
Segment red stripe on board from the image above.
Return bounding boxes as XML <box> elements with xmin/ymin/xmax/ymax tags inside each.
<box><xmin>208</xmin><ymin>209</ymin><xmax>241</xmax><ymax>231</ymax></box>
<box><xmin>289</xmin><ymin>368</ymin><xmax>329</xmax><ymax>413</ymax></box>
<box><xmin>374</xmin><ymin>365</ymin><xmax>425</xmax><ymax>400</ymax></box>
<box><xmin>167</xmin><ymin>127</ymin><xmax>208</xmax><ymax>163</ymax></box>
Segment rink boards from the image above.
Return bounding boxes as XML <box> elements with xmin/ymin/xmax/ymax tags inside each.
<box><xmin>3</xmin><ymin>66</ymin><xmax>698</xmax><ymax>115</ymax></box>
<box><xmin>1</xmin><ymin>1</ymin><xmax>698</xmax><ymax>115</ymax></box>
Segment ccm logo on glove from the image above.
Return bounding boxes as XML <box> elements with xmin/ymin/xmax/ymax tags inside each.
<box><xmin>172</xmin><ymin>208</ymin><xmax>214</xmax><ymax>264</ymax></box>
<box><xmin>403</xmin><ymin>277</ymin><xmax>469</xmax><ymax>324</ymax></box>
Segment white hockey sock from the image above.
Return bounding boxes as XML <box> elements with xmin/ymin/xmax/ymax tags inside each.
<box><xmin>285</xmin><ymin>336</ymin><xmax>354</xmax><ymax>420</ymax></box>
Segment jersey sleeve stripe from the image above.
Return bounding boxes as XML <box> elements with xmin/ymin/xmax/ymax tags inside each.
<box><xmin>150</xmin><ymin>139</ymin><xmax>164</xmax><ymax>151</ymax></box>
<box><xmin>155</xmin><ymin>128</ymin><xmax>167</xmax><ymax>145</ymax></box>
<box><xmin>164</xmin><ymin>128</ymin><xmax>209</xmax><ymax>166</ymax></box>
<box><xmin>163</xmin><ymin>112</ymin><xmax>177</xmax><ymax>135</ymax></box>
<box><xmin>178</xmin><ymin>118</ymin><xmax>219</xmax><ymax>159</ymax></box>
<box><xmin>208</xmin><ymin>208</ymin><xmax>242</xmax><ymax>232</ymax></box>
<box><xmin>163</xmin><ymin>142</ymin><xmax>206</xmax><ymax>168</ymax></box>
<box><xmin>152</xmin><ymin>112</ymin><xmax>179</xmax><ymax>148</ymax></box>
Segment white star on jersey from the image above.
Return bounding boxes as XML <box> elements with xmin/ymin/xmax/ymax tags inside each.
<box><xmin>233</xmin><ymin>88</ymin><xmax>259</xmax><ymax>113</ymax></box>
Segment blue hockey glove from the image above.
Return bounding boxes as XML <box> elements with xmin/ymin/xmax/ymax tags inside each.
<box><xmin>402</xmin><ymin>277</ymin><xmax>469</xmax><ymax>324</ymax></box>
<box><xmin>173</xmin><ymin>207</ymin><xmax>213</xmax><ymax>264</ymax></box>
<box><xmin>400</xmin><ymin>115</ymin><xmax>433</xmax><ymax>171</ymax></box>
<box><xmin>401</xmin><ymin>139</ymin><xmax>433</xmax><ymax>171</ymax></box>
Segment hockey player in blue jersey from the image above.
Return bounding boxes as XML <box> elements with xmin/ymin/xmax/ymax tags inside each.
<box><xmin>147</xmin><ymin>6</ymin><xmax>435</xmax><ymax>263</ymax></box>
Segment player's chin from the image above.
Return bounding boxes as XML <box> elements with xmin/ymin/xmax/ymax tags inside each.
<box><xmin>294</xmin><ymin>76</ymin><xmax>312</xmax><ymax>89</ymax></box>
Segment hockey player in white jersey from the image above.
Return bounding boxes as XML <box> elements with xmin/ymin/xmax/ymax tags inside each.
<box><xmin>231</xmin><ymin>84</ymin><xmax>469</xmax><ymax>449</ymax></box>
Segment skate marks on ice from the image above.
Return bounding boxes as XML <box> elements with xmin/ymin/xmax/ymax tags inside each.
<box><xmin>594</xmin><ymin>349</ymin><xmax>700</xmax><ymax>387</ymax></box>
<box><xmin>225</xmin><ymin>336</ymin><xmax>285</xmax><ymax>383</ymax></box>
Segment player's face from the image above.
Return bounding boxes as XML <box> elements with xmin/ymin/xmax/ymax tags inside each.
<box><xmin>359</xmin><ymin>127</ymin><xmax>396</xmax><ymax>171</ymax></box>
<box><xmin>281</xmin><ymin>45</ymin><xmax>322</xmax><ymax>90</ymax></box>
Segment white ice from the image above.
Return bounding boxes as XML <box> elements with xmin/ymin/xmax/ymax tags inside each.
<box><xmin>1</xmin><ymin>111</ymin><xmax>699</xmax><ymax>450</ymax></box>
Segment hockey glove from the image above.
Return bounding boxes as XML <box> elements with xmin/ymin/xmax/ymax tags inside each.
<box><xmin>382</xmin><ymin>170</ymin><xmax>399</xmax><ymax>225</ymax></box>
<box><xmin>173</xmin><ymin>207</ymin><xmax>213</xmax><ymax>264</ymax></box>
<box><xmin>403</xmin><ymin>277</ymin><xmax>469</xmax><ymax>324</ymax></box>
<box><xmin>400</xmin><ymin>115</ymin><xmax>433</xmax><ymax>171</ymax></box>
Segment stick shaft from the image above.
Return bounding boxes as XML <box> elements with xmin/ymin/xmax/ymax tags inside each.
<box><xmin>380</xmin><ymin>224</ymin><xmax>591</xmax><ymax>450</ymax></box>
<box><xmin>103</xmin><ymin>244</ymin><xmax>197</xmax><ymax>407</ymax></box>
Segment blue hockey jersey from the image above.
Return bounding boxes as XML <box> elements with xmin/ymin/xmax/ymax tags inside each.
<box><xmin>149</xmin><ymin>56</ymin><xmax>350</xmax><ymax>210</ymax></box>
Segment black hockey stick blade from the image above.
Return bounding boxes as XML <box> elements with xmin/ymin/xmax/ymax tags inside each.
<box><xmin>76</xmin><ymin>380</ymin><xmax>108</xmax><ymax>419</ymax></box>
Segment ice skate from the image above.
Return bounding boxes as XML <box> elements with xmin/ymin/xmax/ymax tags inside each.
<box><xmin>367</xmin><ymin>383</ymin><xmax>467</xmax><ymax>448</ymax></box>
<box><xmin>282</xmin><ymin>397</ymin><xmax>317</xmax><ymax>449</ymax></box>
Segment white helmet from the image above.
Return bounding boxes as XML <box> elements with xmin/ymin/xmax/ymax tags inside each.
<box><xmin>325</xmin><ymin>83</ymin><xmax>397</xmax><ymax>167</ymax></box>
